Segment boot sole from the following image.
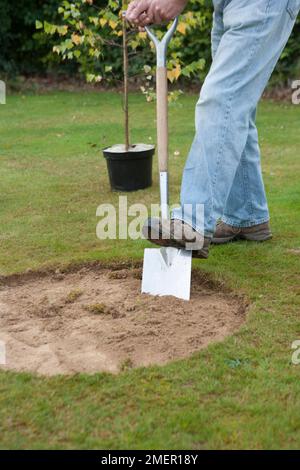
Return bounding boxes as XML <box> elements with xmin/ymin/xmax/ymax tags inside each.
<box><xmin>142</xmin><ymin>225</ymin><xmax>185</xmax><ymax>249</ymax></box>
<box><xmin>142</xmin><ymin>226</ymin><xmax>209</xmax><ymax>258</ymax></box>
<box><xmin>212</xmin><ymin>233</ymin><xmax>273</xmax><ymax>245</ymax></box>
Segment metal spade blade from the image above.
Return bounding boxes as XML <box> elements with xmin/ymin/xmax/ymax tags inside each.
<box><xmin>142</xmin><ymin>247</ymin><xmax>192</xmax><ymax>301</ymax></box>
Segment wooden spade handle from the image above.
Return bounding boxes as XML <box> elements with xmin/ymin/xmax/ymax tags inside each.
<box><xmin>156</xmin><ymin>67</ymin><xmax>168</xmax><ymax>172</ymax></box>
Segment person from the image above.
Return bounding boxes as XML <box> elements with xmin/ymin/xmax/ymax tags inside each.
<box><xmin>126</xmin><ymin>0</ymin><xmax>300</xmax><ymax>258</ymax></box>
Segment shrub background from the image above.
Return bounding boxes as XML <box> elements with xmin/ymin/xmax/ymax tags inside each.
<box><xmin>0</xmin><ymin>0</ymin><xmax>299</xmax><ymax>86</ymax></box>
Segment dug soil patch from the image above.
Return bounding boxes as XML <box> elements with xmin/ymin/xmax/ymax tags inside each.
<box><xmin>0</xmin><ymin>263</ymin><xmax>246</xmax><ymax>376</ymax></box>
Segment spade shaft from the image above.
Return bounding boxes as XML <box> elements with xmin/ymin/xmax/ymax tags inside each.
<box><xmin>142</xmin><ymin>18</ymin><xmax>192</xmax><ymax>301</ymax></box>
<box><xmin>145</xmin><ymin>18</ymin><xmax>178</xmax><ymax>220</ymax></box>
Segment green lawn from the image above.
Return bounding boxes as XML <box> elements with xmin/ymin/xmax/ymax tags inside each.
<box><xmin>0</xmin><ymin>91</ymin><xmax>300</xmax><ymax>449</ymax></box>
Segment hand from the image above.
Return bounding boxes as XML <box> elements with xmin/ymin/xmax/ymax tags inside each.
<box><xmin>126</xmin><ymin>0</ymin><xmax>152</xmax><ymax>27</ymax></box>
<box><xmin>126</xmin><ymin>0</ymin><xmax>188</xmax><ymax>28</ymax></box>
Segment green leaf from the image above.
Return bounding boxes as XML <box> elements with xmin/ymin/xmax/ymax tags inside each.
<box><xmin>86</xmin><ymin>73</ymin><xmax>96</xmax><ymax>82</ymax></box>
<box><xmin>44</xmin><ymin>21</ymin><xmax>57</xmax><ymax>35</ymax></box>
<box><xmin>35</xmin><ymin>20</ymin><xmax>43</xmax><ymax>30</ymax></box>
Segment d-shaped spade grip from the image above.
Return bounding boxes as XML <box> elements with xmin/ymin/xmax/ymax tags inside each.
<box><xmin>145</xmin><ymin>18</ymin><xmax>178</xmax><ymax>219</ymax></box>
<box><xmin>145</xmin><ymin>17</ymin><xmax>178</xmax><ymax>68</ymax></box>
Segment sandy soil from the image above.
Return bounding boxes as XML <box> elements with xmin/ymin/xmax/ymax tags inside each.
<box><xmin>0</xmin><ymin>263</ymin><xmax>246</xmax><ymax>376</ymax></box>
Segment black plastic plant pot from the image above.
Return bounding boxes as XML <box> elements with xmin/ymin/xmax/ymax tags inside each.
<box><xmin>103</xmin><ymin>143</ymin><xmax>155</xmax><ymax>192</ymax></box>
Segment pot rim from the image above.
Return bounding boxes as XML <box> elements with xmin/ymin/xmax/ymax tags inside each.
<box><xmin>102</xmin><ymin>143</ymin><xmax>155</xmax><ymax>153</ymax></box>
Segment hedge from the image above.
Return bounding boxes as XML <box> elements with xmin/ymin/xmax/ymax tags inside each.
<box><xmin>0</xmin><ymin>0</ymin><xmax>299</xmax><ymax>87</ymax></box>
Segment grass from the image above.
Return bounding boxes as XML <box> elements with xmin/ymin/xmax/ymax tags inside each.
<box><xmin>0</xmin><ymin>91</ymin><xmax>300</xmax><ymax>449</ymax></box>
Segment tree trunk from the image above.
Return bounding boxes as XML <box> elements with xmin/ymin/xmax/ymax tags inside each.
<box><xmin>122</xmin><ymin>13</ymin><xmax>130</xmax><ymax>151</ymax></box>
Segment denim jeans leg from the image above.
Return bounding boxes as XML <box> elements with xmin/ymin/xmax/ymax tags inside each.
<box><xmin>172</xmin><ymin>0</ymin><xmax>298</xmax><ymax>236</ymax></box>
<box><xmin>222</xmin><ymin>108</ymin><xmax>270</xmax><ymax>227</ymax></box>
<box><xmin>211</xmin><ymin>4</ymin><xmax>224</xmax><ymax>59</ymax></box>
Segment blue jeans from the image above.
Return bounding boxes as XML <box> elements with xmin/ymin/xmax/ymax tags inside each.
<box><xmin>172</xmin><ymin>0</ymin><xmax>300</xmax><ymax>237</ymax></box>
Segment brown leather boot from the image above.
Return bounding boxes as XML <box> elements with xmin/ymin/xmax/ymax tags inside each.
<box><xmin>142</xmin><ymin>218</ymin><xmax>211</xmax><ymax>259</ymax></box>
<box><xmin>212</xmin><ymin>221</ymin><xmax>272</xmax><ymax>245</ymax></box>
